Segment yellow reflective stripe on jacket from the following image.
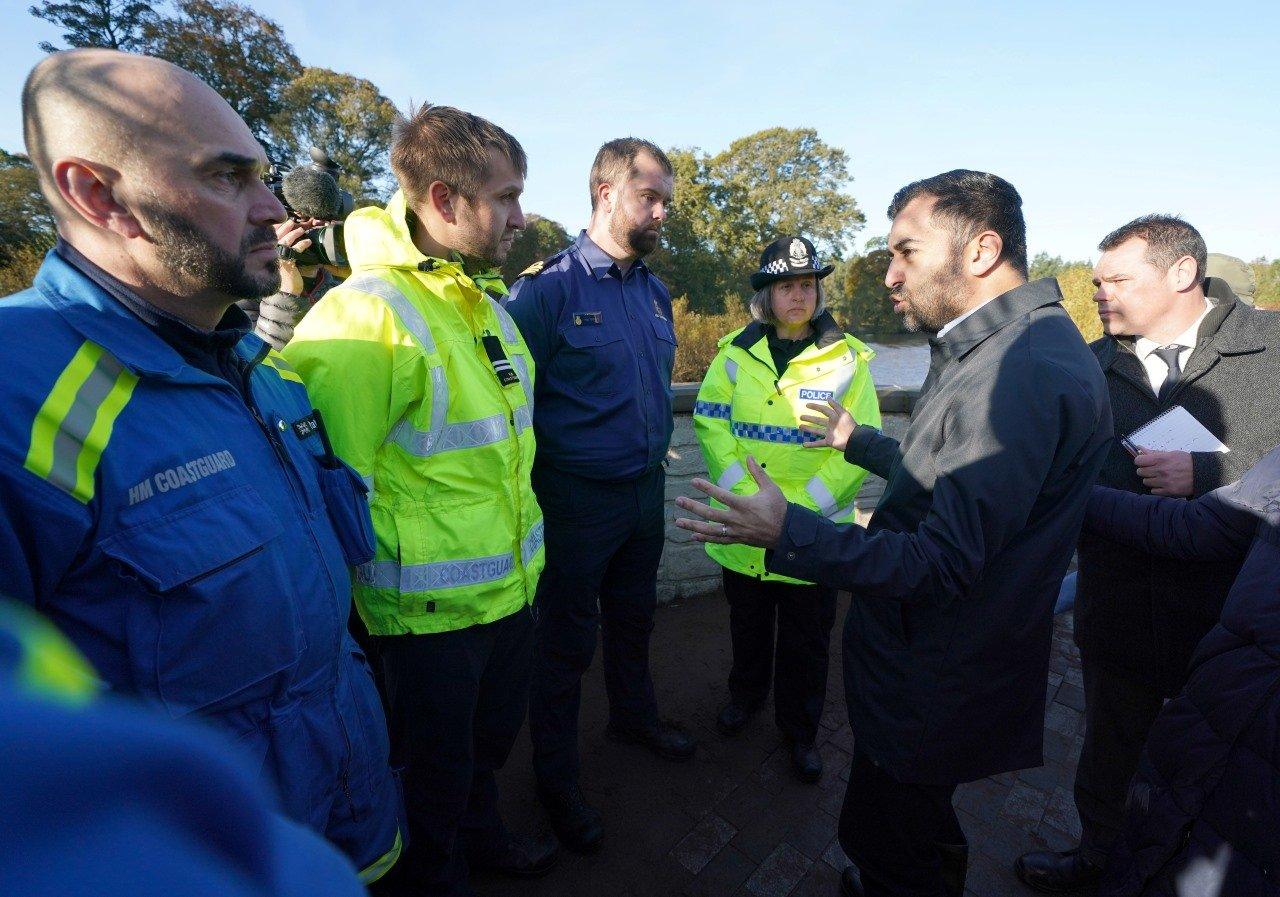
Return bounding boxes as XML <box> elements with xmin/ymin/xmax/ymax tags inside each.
<box><xmin>24</xmin><ymin>341</ymin><xmax>138</xmax><ymax>503</ymax></box>
<box><xmin>359</xmin><ymin>828</ymin><xmax>403</xmax><ymax>884</ymax></box>
<box><xmin>261</xmin><ymin>350</ymin><xmax>303</xmax><ymax>384</ymax></box>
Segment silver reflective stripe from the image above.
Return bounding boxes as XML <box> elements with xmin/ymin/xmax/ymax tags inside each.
<box><xmin>344</xmin><ymin>275</ymin><xmax>437</xmax><ymax>355</ymax></box>
<box><xmin>805</xmin><ymin>476</ymin><xmax>839</xmax><ymax>518</ymax></box>
<box><xmin>357</xmin><ymin>554</ymin><xmax>514</xmax><ymax>592</ymax></box>
<box><xmin>390</xmin><ymin>411</ymin><xmax>508</xmax><ymax>457</ymax></box>
<box><xmin>827</xmin><ymin>500</ymin><xmax>857</xmax><ymax>521</ymax></box>
<box><xmin>47</xmin><ymin>352</ymin><xmax>125</xmax><ymax>496</ymax></box>
<box><xmin>521</xmin><ymin>519</ymin><xmax>545</xmax><ymax>565</ymax></box>
<box><xmin>717</xmin><ymin>460</ymin><xmax>745</xmax><ymax>491</ymax></box>
<box><xmin>724</xmin><ymin>358</ymin><xmax>739</xmax><ymax>385</ymax></box>
<box><xmin>360</xmin><ymin>473</ymin><xmax>375</xmax><ymax>491</ymax></box>
<box><xmin>386</xmin><ymin>365</ymin><xmax>450</xmax><ymax>455</ymax></box>
<box><xmin>513</xmin><ymin>405</ymin><xmax>533</xmax><ymax>434</ymax></box>
<box><xmin>488</xmin><ymin>296</ymin><xmax>519</xmax><ymax>344</ymax></box>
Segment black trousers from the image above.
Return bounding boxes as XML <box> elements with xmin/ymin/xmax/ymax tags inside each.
<box><xmin>1074</xmin><ymin>657</ymin><xmax>1166</xmax><ymax>862</ymax></box>
<box><xmin>839</xmin><ymin>748</ymin><xmax>966</xmax><ymax>897</ymax></box>
<box><xmin>373</xmin><ymin>607</ymin><xmax>533</xmax><ymax>897</ymax></box>
<box><xmin>722</xmin><ymin>567</ymin><xmax>837</xmax><ymax>745</ymax></box>
<box><xmin>528</xmin><ymin>462</ymin><xmax>665</xmax><ymax>793</ymax></box>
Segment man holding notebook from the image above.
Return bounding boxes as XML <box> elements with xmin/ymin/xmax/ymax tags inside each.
<box><xmin>1016</xmin><ymin>215</ymin><xmax>1280</xmax><ymax>894</ymax></box>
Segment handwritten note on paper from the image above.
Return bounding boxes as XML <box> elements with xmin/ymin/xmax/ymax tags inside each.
<box><xmin>1122</xmin><ymin>405</ymin><xmax>1229</xmax><ymax>455</ymax></box>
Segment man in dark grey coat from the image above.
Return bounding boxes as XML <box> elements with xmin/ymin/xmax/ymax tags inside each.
<box><xmin>676</xmin><ymin>170</ymin><xmax>1112</xmax><ymax>897</ymax></box>
<box><xmin>1017</xmin><ymin>215</ymin><xmax>1280</xmax><ymax>894</ymax></box>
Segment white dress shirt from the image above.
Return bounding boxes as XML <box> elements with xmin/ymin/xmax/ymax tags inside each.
<box><xmin>1134</xmin><ymin>298</ymin><xmax>1213</xmax><ymax>394</ymax></box>
<box><xmin>937</xmin><ymin>296</ymin><xmax>997</xmax><ymax>339</ymax></box>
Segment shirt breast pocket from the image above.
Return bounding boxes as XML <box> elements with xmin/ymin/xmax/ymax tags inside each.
<box><xmin>650</xmin><ymin>315</ymin><xmax>677</xmax><ymax>381</ymax></box>
<box><xmin>558</xmin><ymin>324</ymin><xmax>625</xmax><ymax>396</ymax></box>
<box><xmin>101</xmin><ymin>484</ymin><xmax>302</xmax><ymax>719</ymax></box>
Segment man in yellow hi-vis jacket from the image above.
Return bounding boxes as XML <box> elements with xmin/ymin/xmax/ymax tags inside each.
<box><xmin>284</xmin><ymin>105</ymin><xmax>557</xmax><ymax>896</ymax></box>
<box><xmin>694</xmin><ymin>236</ymin><xmax>880</xmax><ymax>782</ymax></box>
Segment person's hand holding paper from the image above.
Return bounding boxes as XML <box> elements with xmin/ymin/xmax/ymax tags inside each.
<box><xmin>1133</xmin><ymin>450</ymin><xmax>1193</xmax><ymax>496</ymax></box>
<box><xmin>1123</xmin><ymin>404</ymin><xmax>1229</xmax><ymax>497</ymax></box>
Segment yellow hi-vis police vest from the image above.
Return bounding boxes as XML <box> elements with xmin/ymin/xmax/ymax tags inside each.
<box><xmin>284</xmin><ymin>191</ymin><xmax>543</xmax><ymax>635</ymax></box>
<box><xmin>693</xmin><ymin>317</ymin><xmax>881</xmax><ymax>583</ymax></box>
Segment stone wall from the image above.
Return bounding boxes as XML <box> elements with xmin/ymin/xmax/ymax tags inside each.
<box><xmin>657</xmin><ymin>385</ymin><xmax>916</xmax><ymax>604</ymax></box>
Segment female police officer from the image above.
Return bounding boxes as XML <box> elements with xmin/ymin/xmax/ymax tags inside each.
<box><xmin>692</xmin><ymin>236</ymin><xmax>880</xmax><ymax>781</ymax></box>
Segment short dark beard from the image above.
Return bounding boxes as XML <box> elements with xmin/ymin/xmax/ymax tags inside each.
<box><xmin>608</xmin><ymin>204</ymin><xmax>660</xmax><ymax>258</ymax></box>
<box><xmin>894</xmin><ymin>248</ymin><xmax>968</xmax><ymax>334</ymax></box>
<box><xmin>139</xmin><ymin>202</ymin><xmax>280</xmax><ymax>300</ymax></box>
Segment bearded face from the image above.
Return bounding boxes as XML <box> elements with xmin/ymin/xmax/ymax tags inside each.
<box><xmin>139</xmin><ymin>200</ymin><xmax>281</xmax><ymax>301</ymax></box>
<box><xmin>891</xmin><ymin>243</ymin><xmax>968</xmax><ymax>334</ymax></box>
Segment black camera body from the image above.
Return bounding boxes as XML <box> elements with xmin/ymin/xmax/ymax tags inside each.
<box><xmin>266</xmin><ymin>147</ymin><xmax>354</xmax><ymax>268</ymax></box>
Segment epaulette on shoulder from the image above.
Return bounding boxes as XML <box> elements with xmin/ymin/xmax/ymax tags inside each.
<box><xmin>516</xmin><ymin>260</ymin><xmax>548</xmax><ymax>281</ymax></box>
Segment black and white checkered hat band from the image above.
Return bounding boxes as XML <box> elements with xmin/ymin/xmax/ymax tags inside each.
<box><xmin>762</xmin><ymin>259</ymin><xmax>791</xmax><ymax>275</ymax></box>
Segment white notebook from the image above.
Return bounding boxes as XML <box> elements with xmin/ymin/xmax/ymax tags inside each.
<box><xmin>1122</xmin><ymin>405</ymin><xmax>1229</xmax><ymax>456</ymax></box>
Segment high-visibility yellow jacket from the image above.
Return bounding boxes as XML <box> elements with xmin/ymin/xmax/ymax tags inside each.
<box><xmin>285</xmin><ymin>191</ymin><xmax>543</xmax><ymax>635</ymax></box>
<box><xmin>693</xmin><ymin>314</ymin><xmax>881</xmax><ymax>583</ymax></box>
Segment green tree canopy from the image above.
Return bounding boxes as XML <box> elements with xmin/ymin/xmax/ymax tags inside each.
<box><xmin>29</xmin><ymin>0</ymin><xmax>158</xmax><ymax>53</ymax></box>
<box><xmin>1029</xmin><ymin>252</ymin><xmax>1091</xmax><ymax>281</ymax></box>
<box><xmin>0</xmin><ymin>150</ymin><xmax>56</xmax><ymax>266</ymax></box>
<box><xmin>648</xmin><ymin>128</ymin><xmax>863</xmax><ymax>313</ymax></box>
<box><xmin>705</xmin><ymin>127</ymin><xmax>864</xmax><ymax>266</ymax></box>
<box><xmin>647</xmin><ymin>148</ymin><xmax>738</xmax><ymax>312</ymax></box>
<box><xmin>144</xmin><ymin>0</ymin><xmax>300</xmax><ymax>156</ymax></box>
<box><xmin>272</xmin><ymin>67</ymin><xmax>399</xmax><ymax>203</ymax></box>
<box><xmin>501</xmin><ymin>215</ymin><xmax>570</xmax><ymax>285</ymax></box>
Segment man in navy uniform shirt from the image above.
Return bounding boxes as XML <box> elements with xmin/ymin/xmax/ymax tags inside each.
<box><xmin>506</xmin><ymin>137</ymin><xmax>694</xmax><ymax>853</ymax></box>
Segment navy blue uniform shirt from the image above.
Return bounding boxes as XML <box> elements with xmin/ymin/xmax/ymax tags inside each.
<box><xmin>506</xmin><ymin>231</ymin><xmax>676</xmax><ymax>481</ymax></box>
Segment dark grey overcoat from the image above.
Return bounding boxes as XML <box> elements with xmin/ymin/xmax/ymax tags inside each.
<box><xmin>769</xmin><ymin>279</ymin><xmax>1112</xmax><ymax>784</ymax></box>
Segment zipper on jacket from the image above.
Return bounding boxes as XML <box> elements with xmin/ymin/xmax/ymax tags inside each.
<box><xmin>239</xmin><ymin>343</ymin><xmax>306</xmax><ymax>507</ymax></box>
<box><xmin>477</xmin><ymin>320</ymin><xmax>531</xmax><ymax>601</ymax></box>
<box><xmin>237</xmin><ymin>342</ymin><xmax>348</xmax><ymax>655</ymax></box>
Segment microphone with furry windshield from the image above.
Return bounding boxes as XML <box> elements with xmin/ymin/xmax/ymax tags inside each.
<box><xmin>272</xmin><ymin>148</ymin><xmax>353</xmax><ymax>268</ymax></box>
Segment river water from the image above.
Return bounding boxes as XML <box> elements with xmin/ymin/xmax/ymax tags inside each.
<box><xmin>864</xmin><ymin>335</ymin><xmax>930</xmax><ymax>388</ymax></box>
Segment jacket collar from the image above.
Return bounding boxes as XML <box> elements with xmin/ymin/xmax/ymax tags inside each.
<box><xmin>1093</xmin><ymin>280</ymin><xmax>1262</xmax><ymax>375</ymax></box>
<box><xmin>35</xmin><ymin>248</ymin><xmax>206</xmax><ymax>379</ymax></box>
<box><xmin>935</xmin><ymin>278</ymin><xmax>1065</xmax><ymax>362</ymax></box>
<box><xmin>730</xmin><ymin>309</ymin><xmax>844</xmax><ymax>353</ymax></box>
<box><xmin>572</xmin><ymin>230</ymin><xmax>649</xmax><ymax>283</ymax></box>
<box><xmin>345</xmin><ymin>190</ymin><xmax>508</xmax><ymax>298</ymax></box>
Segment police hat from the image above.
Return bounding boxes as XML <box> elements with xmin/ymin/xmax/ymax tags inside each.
<box><xmin>749</xmin><ymin>235</ymin><xmax>835</xmax><ymax>291</ymax></box>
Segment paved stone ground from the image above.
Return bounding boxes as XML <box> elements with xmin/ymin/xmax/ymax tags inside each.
<box><xmin>480</xmin><ymin>595</ymin><xmax>1084</xmax><ymax>897</ymax></box>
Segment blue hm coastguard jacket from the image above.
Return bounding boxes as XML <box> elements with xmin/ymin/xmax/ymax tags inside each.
<box><xmin>0</xmin><ymin>250</ymin><xmax>402</xmax><ymax>882</ymax></box>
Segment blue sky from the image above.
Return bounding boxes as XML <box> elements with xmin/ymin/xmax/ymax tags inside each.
<box><xmin>2</xmin><ymin>0</ymin><xmax>1276</xmax><ymax>262</ymax></box>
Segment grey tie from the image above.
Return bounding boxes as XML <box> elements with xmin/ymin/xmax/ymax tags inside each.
<box><xmin>1153</xmin><ymin>344</ymin><xmax>1184</xmax><ymax>402</ymax></box>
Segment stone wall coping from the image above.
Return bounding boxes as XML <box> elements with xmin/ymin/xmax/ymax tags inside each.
<box><xmin>671</xmin><ymin>381</ymin><xmax>919</xmax><ymax>414</ymax></box>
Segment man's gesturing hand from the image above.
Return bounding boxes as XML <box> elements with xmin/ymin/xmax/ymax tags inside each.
<box><xmin>799</xmin><ymin>399</ymin><xmax>855</xmax><ymax>452</ymax></box>
<box><xmin>675</xmin><ymin>456</ymin><xmax>787</xmax><ymax>548</ymax></box>
<box><xmin>1134</xmin><ymin>449</ymin><xmax>1194</xmax><ymax>497</ymax></box>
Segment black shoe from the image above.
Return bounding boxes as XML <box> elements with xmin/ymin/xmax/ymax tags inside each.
<box><xmin>606</xmin><ymin>719</ymin><xmax>696</xmax><ymax>761</ymax></box>
<box><xmin>537</xmin><ymin>785</ymin><xmax>603</xmax><ymax>854</ymax></box>
<box><xmin>1015</xmin><ymin>847</ymin><xmax>1103</xmax><ymax>894</ymax></box>
<box><xmin>470</xmin><ymin>834</ymin><xmax>560</xmax><ymax>879</ymax></box>
<box><xmin>840</xmin><ymin>864</ymin><xmax>864</xmax><ymax>897</ymax></box>
<box><xmin>789</xmin><ymin>742</ymin><xmax>822</xmax><ymax>783</ymax></box>
<box><xmin>715</xmin><ymin>699</ymin><xmax>759</xmax><ymax>736</ymax></box>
